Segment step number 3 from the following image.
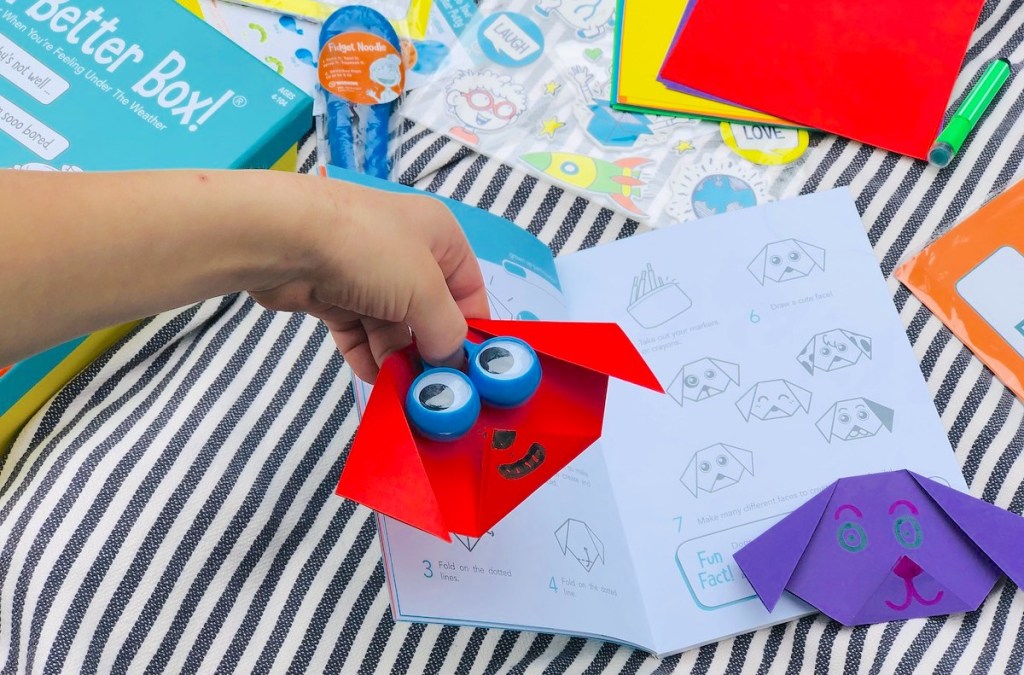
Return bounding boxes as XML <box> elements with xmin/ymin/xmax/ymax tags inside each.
<box><xmin>423</xmin><ymin>560</ymin><xmax>433</xmax><ymax>579</ymax></box>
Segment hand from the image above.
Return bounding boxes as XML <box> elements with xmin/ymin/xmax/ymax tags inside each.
<box><xmin>250</xmin><ymin>178</ymin><xmax>490</xmax><ymax>383</ymax></box>
<box><xmin>0</xmin><ymin>169</ymin><xmax>488</xmax><ymax>378</ymax></box>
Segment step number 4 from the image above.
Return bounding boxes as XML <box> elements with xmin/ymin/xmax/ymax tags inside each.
<box><xmin>549</xmin><ymin>576</ymin><xmax>558</xmax><ymax>592</ymax></box>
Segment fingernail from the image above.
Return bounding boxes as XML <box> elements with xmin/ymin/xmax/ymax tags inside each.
<box><xmin>434</xmin><ymin>346</ymin><xmax>466</xmax><ymax>371</ymax></box>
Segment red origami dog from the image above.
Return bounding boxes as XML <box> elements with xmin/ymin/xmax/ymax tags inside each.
<box><xmin>336</xmin><ymin>319</ymin><xmax>662</xmax><ymax>540</ymax></box>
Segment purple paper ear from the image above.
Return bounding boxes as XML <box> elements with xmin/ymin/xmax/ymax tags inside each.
<box><xmin>910</xmin><ymin>472</ymin><xmax>1024</xmax><ymax>589</ymax></box>
<box><xmin>734</xmin><ymin>482</ymin><xmax>838</xmax><ymax>612</ymax></box>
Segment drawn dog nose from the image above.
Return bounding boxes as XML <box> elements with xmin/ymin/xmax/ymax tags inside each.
<box><xmin>893</xmin><ymin>556</ymin><xmax>922</xmax><ymax>580</ymax></box>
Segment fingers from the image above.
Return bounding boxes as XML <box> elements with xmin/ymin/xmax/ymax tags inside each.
<box><xmin>363</xmin><ymin>318</ymin><xmax>414</xmax><ymax>367</ymax></box>
<box><xmin>445</xmin><ymin>245</ymin><xmax>492</xmax><ymax>321</ymax></box>
<box><xmin>330</xmin><ymin>323</ymin><xmax>380</xmax><ymax>383</ymax></box>
<box><xmin>404</xmin><ymin>263</ymin><xmax>469</xmax><ymax>368</ymax></box>
<box><xmin>425</xmin><ymin>202</ymin><xmax>491</xmax><ymax>321</ymax></box>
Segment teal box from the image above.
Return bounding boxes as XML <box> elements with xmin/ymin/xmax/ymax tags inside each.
<box><xmin>0</xmin><ymin>0</ymin><xmax>314</xmax><ymax>456</ymax></box>
<box><xmin>0</xmin><ymin>0</ymin><xmax>313</xmax><ymax>170</ymax></box>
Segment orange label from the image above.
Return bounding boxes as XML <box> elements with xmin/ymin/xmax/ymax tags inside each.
<box><xmin>318</xmin><ymin>32</ymin><xmax>404</xmax><ymax>105</ymax></box>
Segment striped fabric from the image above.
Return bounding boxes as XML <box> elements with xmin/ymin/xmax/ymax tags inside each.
<box><xmin>3</xmin><ymin>5</ymin><xmax>1024</xmax><ymax>670</ymax></box>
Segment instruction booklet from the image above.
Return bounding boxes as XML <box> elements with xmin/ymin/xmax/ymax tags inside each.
<box><xmin>331</xmin><ymin>169</ymin><xmax>965</xmax><ymax>656</ymax></box>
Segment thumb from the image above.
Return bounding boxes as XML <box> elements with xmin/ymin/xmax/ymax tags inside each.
<box><xmin>405</xmin><ymin>266</ymin><xmax>469</xmax><ymax>370</ymax></box>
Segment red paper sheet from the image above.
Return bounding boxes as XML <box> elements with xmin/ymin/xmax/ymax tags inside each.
<box><xmin>658</xmin><ymin>0</ymin><xmax>987</xmax><ymax>159</ymax></box>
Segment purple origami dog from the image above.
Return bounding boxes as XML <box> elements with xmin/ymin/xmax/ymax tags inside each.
<box><xmin>734</xmin><ymin>470</ymin><xmax>1024</xmax><ymax>626</ymax></box>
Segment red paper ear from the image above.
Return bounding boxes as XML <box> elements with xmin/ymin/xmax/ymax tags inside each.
<box><xmin>335</xmin><ymin>350</ymin><xmax>451</xmax><ymax>541</ymax></box>
<box><xmin>467</xmin><ymin>319</ymin><xmax>663</xmax><ymax>393</ymax></box>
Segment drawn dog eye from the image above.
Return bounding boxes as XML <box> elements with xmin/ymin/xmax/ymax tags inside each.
<box><xmin>857</xmin><ymin>410</ymin><xmax>869</xmax><ymax>420</ymax></box>
<box><xmin>715</xmin><ymin>455</ymin><xmax>728</xmax><ymax>466</ymax></box>
<box><xmin>778</xmin><ymin>394</ymin><xmax>791</xmax><ymax>402</ymax></box>
<box><xmin>837</xmin><ymin>343</ymin><xmax>848</xmax><ymax>352</ymax></box>
<box><xmin>838</xmin><ymin>413</ymin><xmax>851</xmax><ymax>424</ymax></box>
<box><xmin>769</xmin><ymin>255</ymin><xmax>782</xmax><ymax>266</ymax></box>
<box><xmin>685</xmin><ymin>375</ymin><xmax>699</xmax><ymax>387</ymax></box>
<box><xmin>757</xmin><ymin>396</ymin><xmax>769</xmax><ymax>404</ymax></box>
<box><xmin>704</xmin><ymin>369</ymin><xmax>717</xmax><ymax>380</ymax></box>
<box><xmin>788</xmin><ymin>251</ymin><xmax>801</xmax><ymax>262</ymax></box>
<box><xmin>699</xmin><ymin>461</ymin><xmax>712</xmax><ymax>473</ymax></box>
<box><xmin>893</xmin><ymin>516</ymin><xmax>923</xmax><ymax>549</ymax></box>
<box><xmin>820</xmin><ymin>347</ymin><xmax>832</xmax><ymax>357</ymax></box>
<box><xmin>837</xmin><ymin>522</ymin><xmax>868</xmax><ymax>553</ymax></box>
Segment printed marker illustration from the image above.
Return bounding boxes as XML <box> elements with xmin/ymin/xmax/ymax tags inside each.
<box><xmin>520</xmin><ymin>152</ymin><xmax>651</xmax><ymax>215</ymax></box>
<box><xmin>680</xmin><ymin>443</ymin><xmax>754</xmax><ymax>498</ymax></box>
<box><xmin>748</xmin><ymin>239</ymin><xmax>826</xmax><ymax>285</ymax></box>
<box><xmin>626</xmin><ymin>263</ymin><xmax>691</xmax><ymax>328</ymax></box>
<box><xmin>533</xmin><ymin>0</ymin><xmax>615</xmax><ymax>39</ymax></box>
<box><xmin>817</xmin><ymin>397</ymin><xmax>894</xmax><ymax>442</ymax></box>
<box><xmin>453</xmin><ymin>531</ymin><xmax>494</xmax><ymax>553</ymax></box>
<box><xmin>666</xmin><ymin>358</ymin><xmax>740</xmax><ymax>406</ymax></box>
<box><xmin>554</xmin><ymin>518</ymin><xmax>605</xmax><ymax>572</ymax></box>
<box><xmin>797</xmin><ymin>328</ymin><xmax>873</xmax><ymax>375</ymax></box>
<box><xmin>445</xmin><ymin>69</ymin><xmax>528</xmax><ymax>145</ymax></box>
<box><xmin>735</xmin><ymin>379</ymin><xmax>812</xmax><ymax>421</ymax></box>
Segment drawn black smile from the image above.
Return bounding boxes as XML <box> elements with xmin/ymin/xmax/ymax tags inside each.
<box><xmin>492</xmin><ymin>430</ymin><xmax>546</xmax><ymax>479</ymax></box>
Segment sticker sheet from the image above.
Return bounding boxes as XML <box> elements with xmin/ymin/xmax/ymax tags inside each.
<box><xmin>401</xmin><ymin>0</ymin><xmax>812</xmax><ymax>227</ymax></box>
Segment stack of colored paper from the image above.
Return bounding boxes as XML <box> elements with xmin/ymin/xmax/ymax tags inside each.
<box><xmin>611</xmin><ymin>0</ymin><xmax>797</xmax><ymax>126</ymax></box>
<box><xmin>654</xmin><ymin>0</ymin><xmax>987</xmax><ymax>158</ymax></box>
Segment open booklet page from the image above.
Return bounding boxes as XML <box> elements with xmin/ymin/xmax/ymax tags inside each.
<box><xmin>368</xmin><ymin>186</ymin><xmax>655</xmax><ymax>649</ymax></box>
<box><xmin>554</xmin><ymin>188</ymin><xmax>966</xmax><ymax>654</ymax></box>
<box><xmin>343</xmin><ymin>167</ymin><xmax>966</xmax><ymax>655</ymax></box>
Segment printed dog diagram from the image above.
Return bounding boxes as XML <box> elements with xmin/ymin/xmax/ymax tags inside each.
<box><xmin>817</xmin><ymin>397</ymin><xmax>894</xmax><ymax>442</ymax></box>
<box><xmin>680</xmin><ymin>443</ymin><xmax>754</xmax><ymax>497</ymax></box>
<box><xmin>735</xmin><ymin>379</ymin><xmax>812</xmax><ymax>421</ymax></box>
<box><xmin>554</xmin><ymin>518</ymin><xmax>605</xmax><ymax>572</ymax></box>
<box><xmin>798</xmin><ymin>328</ymin><xmax>873</xmax><ymax>375</ymax></box>
<box><xmin>748</xmin><ymin>238</ymin><xmax>826</xmax><ymax>285</ymax></box>
<box><xmin>666</xmin><ymin>358</ymin><xmax>740</xmax><ymax>406</ymax></box>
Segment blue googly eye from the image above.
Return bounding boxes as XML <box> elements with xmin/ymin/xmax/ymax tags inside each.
<box><xmin>406</xmin><ymin>368</ymin><xmax>480</xmax><ymax>441</ymax></box>
<box><xmin>468</xmin><ymin>337</ymin><xmax>541</xmax><ymax>408</ymax></box>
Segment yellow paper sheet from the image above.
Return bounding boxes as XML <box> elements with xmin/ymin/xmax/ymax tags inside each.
<box><xmin>175</xmin><ymin>0</ymin><xmax>205</xmax><ymax>17</ymax></box>
<box><xmin>616</xmin><ymin>0</ymin><xmax>794</xmax><ymax>126</ymax></box>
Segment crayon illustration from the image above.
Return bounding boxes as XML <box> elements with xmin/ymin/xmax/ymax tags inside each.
<box><xmin>520</xmin><ymin>152</ymin><xmax>650</xmax><ymax>214</ymax></box>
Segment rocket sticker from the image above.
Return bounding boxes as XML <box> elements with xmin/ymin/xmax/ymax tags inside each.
<box><xmin>520</xmin><ymin>152</ymin><xmax>651</xmax><ymax>215</ymax></box>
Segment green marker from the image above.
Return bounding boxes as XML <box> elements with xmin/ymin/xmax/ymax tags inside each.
<box><xmin>930</xmin><ymin>58</ymin><xmax>1013</xmax><ymax>167</ymax></box>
